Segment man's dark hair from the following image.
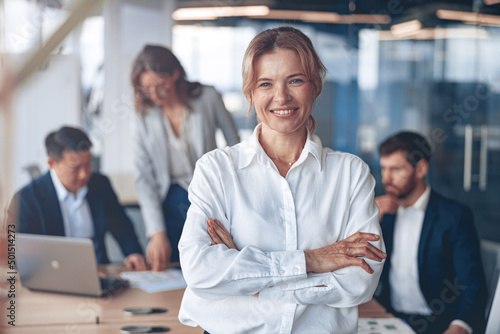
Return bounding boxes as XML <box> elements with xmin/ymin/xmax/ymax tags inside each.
<box><xmin>379</xmin><ymin>131</ymin><xmax>432</xmax><ymax>166</ymax></box>
<box><xmin>45</xmin><ymin>126</ymin><xmax>92</xmax><ymax>161</ymax></box>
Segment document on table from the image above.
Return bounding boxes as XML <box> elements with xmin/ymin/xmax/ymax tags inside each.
<box><xmin>120</xmin><ymin>268</ymin><xmax>187</xmax><ymax>293</ymax></box>
<box><xmin>358</xmin><ymin>318</ymin><xmax>416</xmax><ymax>333</ymax></box>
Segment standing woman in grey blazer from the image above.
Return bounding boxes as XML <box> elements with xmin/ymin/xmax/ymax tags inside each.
<box><xmin>131</xmin><ymin>45</ymin><xmax>240</xmax><ymax>271</ymax></box>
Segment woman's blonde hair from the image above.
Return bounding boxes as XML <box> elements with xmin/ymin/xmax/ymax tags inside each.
<box><xmin>242</xmin><ymin>26</ymin><xmax>326</xmax><ymax>132</ymax></box>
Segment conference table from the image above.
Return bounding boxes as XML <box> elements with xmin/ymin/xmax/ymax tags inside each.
<box><xmin>1</xmin><ymin>264</ymin><xmax>394</xmax><ymax>333</ymax></box>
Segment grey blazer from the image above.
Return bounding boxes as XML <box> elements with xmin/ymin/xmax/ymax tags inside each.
<box><xmin>133</xmin><ymin>85</ymin><xmax>240</xmax><ymax>237</ymax></box>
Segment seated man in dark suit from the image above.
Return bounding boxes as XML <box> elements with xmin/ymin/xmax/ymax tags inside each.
<box><xmin>374</xmin><ymin>131</ymin><xmax>487</xmax><ymax>334</ymax></box>
<box><xmin>8</xmin><ymin>126</ymin><xmax>147</xmax><ymax>270</ymax></box>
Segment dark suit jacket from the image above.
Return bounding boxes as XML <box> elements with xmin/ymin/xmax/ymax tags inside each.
<box><xmin>8</xmin><ymin>172</ymin><xmax>143</xmax><ymax>263</ymax></box>
<box><xmin>375</xmin><ymin>190</ymin><xmax>487</xmax><ymax>333</ymax></box>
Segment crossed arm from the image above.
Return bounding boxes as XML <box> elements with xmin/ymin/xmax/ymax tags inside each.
<box><xmin>206</xmin><ymin>218</ymin><xmax>386</xmax><ymax>275</ymax></box>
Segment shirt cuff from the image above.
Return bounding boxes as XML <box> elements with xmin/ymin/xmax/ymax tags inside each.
<box><xmin>269</xmin><ymin>250</ymin><xmax>307</xmax><ymax>283</ymax></box>
<box><xmin>449</xmin><ymin>320</ymin><xmax>472</xmax><ymax>334</ymax></box>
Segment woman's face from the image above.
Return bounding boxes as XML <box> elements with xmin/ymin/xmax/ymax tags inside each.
<box><xmin>139</xmin><ymin>70</ymin><xmax>178</xmax><ymax>106</ymax></box>
<box><xmin>251</xmin><ymin>48</ymin><xmax>315</xmax><ymax>136</ymax></box>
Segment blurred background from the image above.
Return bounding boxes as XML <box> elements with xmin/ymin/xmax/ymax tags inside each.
<box><xmin>1</xmin><ymin>0</ymin><xmax>499</xmax><ymax>248</ymax></box>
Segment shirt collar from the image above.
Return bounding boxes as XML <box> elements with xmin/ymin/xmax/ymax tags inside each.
<box><xmin>50</xmin><ymin>169</ymin><xmax>88</xmax><ymax>202</ymax></box>
<box><xmin>238</xmin><ymin>123</ymin><xmax>322</xmax><ymax>171</ymax></box>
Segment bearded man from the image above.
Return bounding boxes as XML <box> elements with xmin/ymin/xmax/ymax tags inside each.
<box><xmin>374</xmin><ymin>131</ymin><xmax>486</xmax><ymax>334</ymax></box>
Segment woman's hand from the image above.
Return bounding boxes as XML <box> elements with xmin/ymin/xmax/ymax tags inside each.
<box><xmin>304</xmin><ymin>232</ymin><xmax>386</xmax><ymax>274</ymax></box>
<box><xmin>207</xmin><ymin>218</ymin><xmax>237</xmax><ymax>250</ymax></box>
<box><xmin>146</xmin><ymin>231</ymin><xmax>171</xmax><ymax>271</ymax></box>
<box><xmin>124</xmin><ymin>253</ymin><xmax>148</xmax><ymax>271</ymax></box>
<box><xmin>207</xmin><ymin>219</ymin><xmax>262</xmax><ymax>296</ymax></box>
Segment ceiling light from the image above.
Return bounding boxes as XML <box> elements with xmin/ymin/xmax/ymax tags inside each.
<box><xmin>390</xmin><ymin>20</ymin><xmax>422</xmax><ymax>37</ymax></box>
<box><xmin>252</xmin><ymin>10</ymin><xmax>390</xmax><ymax>24</ymax></box>
<box><xmin>172</xmin><ymin>6</ymin><xmax>389</xmax><ymax>25</ymax></box>
<box><xmin>338</xmin><ymin>14</ymin><xmax>391</xmax><ymax>24</ymax></box>
<box><xmin>253</xmin><ymin>10</ymin><xmax>341</xmax><ymax>23</ymax></box>
<box><xmin>437</xmin><ymin>9</ymin><xmax>500</xmax><ymax>26</ymax></box>
<box><xmin>379</xmin><ymin>27</ymin><xmax>489</xmax><ymax>40</ymax></box>
<box><xmin>172</xmin><ymin>6</ymin><xmax>270</xmax><ymax>21</ymax></box>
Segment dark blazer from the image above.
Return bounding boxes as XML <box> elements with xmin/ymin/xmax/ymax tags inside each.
<box><xmin>8</xmin><ymin>172</ymin><xmax>143</xmax><ymax>263</ymax></box>
<box><xmin>375</xmin><ymin>190</ymin><xmax>487</xmax><ymax>333</ymax></box>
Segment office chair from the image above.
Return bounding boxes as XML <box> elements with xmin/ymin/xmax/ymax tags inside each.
<box><xmin>481</xmin><ymin>240</ymin><xmax>500</xmax><ymax>332</ymax></box>
<box><xmin>486</xmin><ymin>275</ymin><xmax>500</xmax><ymax>333</ymax></box>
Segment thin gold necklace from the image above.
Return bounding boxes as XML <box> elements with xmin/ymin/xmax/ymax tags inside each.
<box><xmin>270</xmin><ymin>155</ymin><xmax>297</xmax><ymax>166</ymax></box>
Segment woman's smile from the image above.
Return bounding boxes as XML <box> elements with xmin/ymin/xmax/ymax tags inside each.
<box><xmin>252</xmin><ymin>48</ymin><xmax>314</xmax><ymax>136</ymax></box>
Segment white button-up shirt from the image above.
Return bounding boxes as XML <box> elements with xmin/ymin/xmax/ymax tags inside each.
<box><xmin>179</xmin><ymin>124</ymin><xmax>385</xmax><ymax>334</ymax></box>
<box><xmin>390</xmin><ymin>185</ymin><xmax>431</xmax><ymax>315</ymax></box>
<box><xmin>50</xmin><ymin>169</ymin><xmax>94</xmax><ymax>238</ymax></box>
<box><xmin>389</xmin><ymin>185</ymin><xmax>472</xmax><ymax>333</ymax></box>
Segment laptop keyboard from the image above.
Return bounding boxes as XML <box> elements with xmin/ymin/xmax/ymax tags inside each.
<box><xmin>100</xmin><ymin>277</ymin><xmax>129</xmax><ymax>294</ymax></box>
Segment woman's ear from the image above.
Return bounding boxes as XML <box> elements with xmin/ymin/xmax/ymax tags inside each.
<box><xmin>172</xmin><ymin>69</ymin><xmax>181</xmax><ymax>82</ymax></box>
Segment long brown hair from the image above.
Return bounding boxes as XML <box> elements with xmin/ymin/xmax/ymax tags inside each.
<box><xmin>131</xmin><ymin>45</ymin><xmax>202</xmax><ymax>114</ymax></box>
<box><xmin>242</xmin><ymin>26</ymin><xmax>326</xmax><ymax>132</ymax></box>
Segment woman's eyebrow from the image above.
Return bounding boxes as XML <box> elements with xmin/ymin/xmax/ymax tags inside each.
<box><xmin>289</xmin><ymin>72</ymin><xmax>305</xmax><ymax>77</ymax></box>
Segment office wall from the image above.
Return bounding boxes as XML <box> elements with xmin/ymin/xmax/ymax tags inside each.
<box><xmin>100</xmin><ymin>0</ymin><xmax>175</xmax><ymax>181</ymax></box>
<box><xmin>11</xmin><ymin>54</ymin><xmax>81</xmax><ymax>194</ymax></box>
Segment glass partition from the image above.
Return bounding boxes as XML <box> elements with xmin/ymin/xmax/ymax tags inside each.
<box><xmin>172</xmin><ymin>15</ymin><xmax>500</xmax><ymax>241</ymax></box>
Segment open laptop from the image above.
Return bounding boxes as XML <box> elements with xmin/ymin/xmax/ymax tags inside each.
<box><xmin>17</xmin><ymin>233</ymin><xmax>129</xmax><ymax>297</ymax></box>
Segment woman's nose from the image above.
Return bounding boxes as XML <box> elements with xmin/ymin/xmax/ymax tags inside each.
<box><xmin>274</xmin><ymin>84</ymin><xmax>291</xmax><ymax>104</ymax></box>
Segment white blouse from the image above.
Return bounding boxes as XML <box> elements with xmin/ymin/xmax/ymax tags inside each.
<box><xmin>178</xmin><ymin>124</ymin><xmax>385</xmax><ymax>334</ymax></box>
<box><xmin>162</xmin><ymin>110</ymin><xmax>194</xmax><ymax>191</ymax></box>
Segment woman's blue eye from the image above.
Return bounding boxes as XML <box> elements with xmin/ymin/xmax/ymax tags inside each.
<box><xmin>259</xmin><ymin>82</ymin><xmax>271</xmax><ymax>87</ymax></box>
<box><xmin>291</xmin><ymin>79</ymin><xmax>303</xmax><ymax>84</ymax></box>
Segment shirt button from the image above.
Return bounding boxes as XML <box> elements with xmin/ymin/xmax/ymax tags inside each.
<box><xmin>293</xmin><ymin>267</ymin><xmax>299</xmax><ymax>274</ymax></box>
<box><xmin>279</xmin><ymin>269</ymin><xmax>285</xmax><ymax>275</ymax></box>
<box><xmin>283</xmin><ymin>284</ymin><xmax>288</xmax><ymax>289</ymax></box>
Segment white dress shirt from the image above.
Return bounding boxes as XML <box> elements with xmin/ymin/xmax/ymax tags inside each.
<box><xmin>389</xmin><ymin>185</ymin><xmax>472</xmax><ymax>333</ymax></box>
<box><xmin>50</xmin><ymin>169</ymin><xmax>94</xmax><ymax>238</ymax></box>
<box><xmin>390</xmin><ymin>185</ymin><xmax>431</xmax><ymax>315</ymax></box>
<box><xmin>178</xmin><ymin>124</ymin><xmax>385</xmax><ymax>334</ymax></box>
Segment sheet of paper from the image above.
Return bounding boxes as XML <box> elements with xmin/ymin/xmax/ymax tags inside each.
<box><xmin>358</xmin><ymin>317</ymin><xmax>416</xmax><ymax>333</ymax></box>
<box><xmin>120</xmin><ymin>268</ymin><xmax>187</xmax><ymax>293</ymax></box>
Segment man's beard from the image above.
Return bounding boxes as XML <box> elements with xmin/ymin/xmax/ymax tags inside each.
<box><xmin>396</xmin><ymin>189</ymin><xmax>413</xmax><ymax>200</ymax></box>
<box><xmin>384</xmin><ymin>184</ymin><xmax>413</xmax><ymax>200</ymax></box>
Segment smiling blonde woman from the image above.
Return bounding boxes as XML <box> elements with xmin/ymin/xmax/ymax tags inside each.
<box><xmin>178</xmin><ymin>26</ymin><xmax>386</xmax><ymax>334</ymax></box>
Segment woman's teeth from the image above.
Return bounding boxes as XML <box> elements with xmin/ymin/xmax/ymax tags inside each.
<box><xmin>272</xmin><ymin>109</ymin><xmax>295</xmax><ymax>115</ymax></box>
